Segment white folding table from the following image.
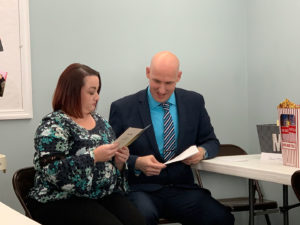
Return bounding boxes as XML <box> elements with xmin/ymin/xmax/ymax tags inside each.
<box><xmin>194</xmin><ymin>154</ymin><xmax>299</xmax><ymax>225</ymax></box>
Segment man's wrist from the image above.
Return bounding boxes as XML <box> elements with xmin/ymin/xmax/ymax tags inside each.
<box><xmin>203</xmin><ymin>148</ymin><xmax>208</xmax><ymax>159</ymax></box>
<box><xmin>134</xmin><ymin>157</ymin><xmax>141</xmax><ymax>176</ymax></box>
<box><xmin>198</xmin><ymin>146</ymin><xmax>208</xmax><ymax>159</ymax></box>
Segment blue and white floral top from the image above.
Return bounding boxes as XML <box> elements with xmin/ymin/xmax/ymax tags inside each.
<box><xmin>29</xmin><ymin>110</ymin><xmax>128</xmax><ymax>203</ymax></box>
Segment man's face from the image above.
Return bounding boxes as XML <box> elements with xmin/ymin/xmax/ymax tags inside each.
<box><xmin>146</xmin><ymin>65</ymin><xmax>181</xmax><ymax>103</ymax></box>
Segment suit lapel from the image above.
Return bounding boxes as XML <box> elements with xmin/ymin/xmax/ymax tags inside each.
<box><xmin>138</xmin><ymin>89</ymin><xmax>161</xmax><ymax>158</ymax></box>
<box><xmin>175</xmin><ymin>89</ymin><xmax>187</xmax><ymax>154</ymax></box>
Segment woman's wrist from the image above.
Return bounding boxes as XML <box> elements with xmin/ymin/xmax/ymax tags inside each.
<box><xmin>115</xmin><ymin>161</ymin><xmax>124</xmax><ymax>171</ymax></box>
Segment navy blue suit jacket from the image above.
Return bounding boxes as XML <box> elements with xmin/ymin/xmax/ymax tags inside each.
<box><xmin>109</xmin><ymin>88</ymin><xmax>219</xmax><ymax>192</ymax></box>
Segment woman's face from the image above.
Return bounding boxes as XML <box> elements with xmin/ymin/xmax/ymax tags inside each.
<box><xmin>80</xmin><ymin>75</ymin><xmax>100</xmax><ymax>115</ymax></box>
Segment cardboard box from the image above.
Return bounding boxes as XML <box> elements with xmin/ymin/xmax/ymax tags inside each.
<box><xmin>278</xmin><ymin>108</ymin><xmax>299</xmax><ymax>167</ymax></box>
<box><xmin>257</xmin><ymin>124</ymin><xmax>282</xmax><ymax>160</ymax></box>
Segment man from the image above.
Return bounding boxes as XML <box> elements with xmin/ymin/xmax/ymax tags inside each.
<box><xmin>109</xmin><ymin>51</ymin><xmax>234</xmax><ymax>225</ymax></box>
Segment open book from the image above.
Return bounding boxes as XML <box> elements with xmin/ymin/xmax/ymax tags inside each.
<box><xmin>114</xmin><ymin>124</ymin><xmax>151</xmax><ymax>148</ymax></box>
<box><xmin>164</xmin><ymin>145</ymin><xmax>199</xmax><ymax>165</ymax></box>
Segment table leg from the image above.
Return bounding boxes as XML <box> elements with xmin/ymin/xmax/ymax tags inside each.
<box><xmin>283</xmin><ymin>185</ymin><xmax>289</xmax><ymax>225</ymax></box>
<box><xmin>249</xmin><ymin>179</ymin><xmax>255</xmax><ymax>225</ymax></box>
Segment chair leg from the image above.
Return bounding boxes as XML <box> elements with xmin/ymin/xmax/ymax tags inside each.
<box><xmin>264</xmin><ymin>214</ymin><xmax>271</xmax><ymax>225</ymax></box>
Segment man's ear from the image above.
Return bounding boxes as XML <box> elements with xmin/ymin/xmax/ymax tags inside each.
<box><xmin>177</xmin><ymin>71</ymin><xmax>182</xmax><ymax>82</ymax></box>
<box><xmin>146</xmin><ymin>67</ymin><xmax>150</xmax><ymax>79</ymax></box>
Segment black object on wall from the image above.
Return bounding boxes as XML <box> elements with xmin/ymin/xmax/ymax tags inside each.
<box><xmin>0</xmin><ymin>38</ymin><xmax>3</xmax><ymax>51</ymax></box>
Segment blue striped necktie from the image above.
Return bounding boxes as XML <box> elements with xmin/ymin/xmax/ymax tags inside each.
<box><xmin>161</xmin><ymin>102</ymin><xmax>176</xmax><ymax>161</ymax></box>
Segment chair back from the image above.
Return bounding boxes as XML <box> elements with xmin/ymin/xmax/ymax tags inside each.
<box><xmin>291</xmin><ymin>170</ymin><xmax>300</xmax><ymax>202</ymax></box>
<box><xmin>12</xmin><ymin>166</ymin><xmax>35</xmax><ymax>218</ymax></box>
<box><xmin>218</xmin><ymin>144</ymin><xmax>247</xmax><ymax>156</ymax></box>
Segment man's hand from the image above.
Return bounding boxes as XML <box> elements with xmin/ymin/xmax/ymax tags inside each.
<box><xmin>182</xmin><ymin>147</ymin><xmax>206</xmax><ymax>165</ymax></box>
<box><xmin>135</xmin><ymin>155</ymin><xmax>166</xmax><ymax>176</ymax></box>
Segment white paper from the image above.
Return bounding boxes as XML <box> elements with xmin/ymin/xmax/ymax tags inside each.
<box><xmin>260</xmin><ymin>152</ymin><xmax>283</xmax><ymax>162</ymax></box>
<box><xmin>164</xmin><ymin>145</ymin><xmax>199</xmax><ymax>165</ymax></box>
<box><xmin>218</xmin><ymin>156</ymin><xmax>249</xmax><ymax>162</ymax></box>
<box><xmin>114</xmin><ymin>125</ymin><xmax>151</xmax><ymax>148</ymax></box>
<box><xmin>0</xmin><ymin>154</ymin><xmax>6</xmax><ymax>172</ymax></box>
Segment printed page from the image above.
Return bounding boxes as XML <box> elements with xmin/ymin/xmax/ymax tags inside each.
<box><xmin>114</xmin><ymin>124</ymin><xmax>151</xmax><ymax>148</ymax></box>
<box><xmin>165</xmin><ymin>145</ymin><xmax>199</xmax><ymax>165</ymax></box>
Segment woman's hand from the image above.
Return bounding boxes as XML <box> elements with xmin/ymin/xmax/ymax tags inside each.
<box><xmin>114</xmin><ymin>147</ymin><xmax>129</xmax><ymax>171</ymax></box>
<box><xmin>93</xmin><ymin>143</ymin><xmax>119</xmax><ymax>163</ymax></box>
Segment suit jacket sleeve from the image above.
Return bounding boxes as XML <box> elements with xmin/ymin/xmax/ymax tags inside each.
<box><xmin>174</xmin><ymin>88</ymin><xmax>219</xmax><ymax>159</ymax></box>
<box><xmin>196</xmin><ymin>95</ymin><xmax>220</xmax><ymax>158</ymax></box>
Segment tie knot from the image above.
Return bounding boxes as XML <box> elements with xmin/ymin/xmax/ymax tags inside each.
<box><xmin>161</xmin><ymin>102</ymin><xmax>170</xmax><ymax>111</ymax></box>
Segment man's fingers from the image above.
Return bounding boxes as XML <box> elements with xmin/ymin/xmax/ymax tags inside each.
<box><xmin>150</xmin><ymin>163</ymin><xmax>166</xmax><ymax>169</ymax></box>
<box><xmin>183</xmin><ymin>158</ymin><xmax>193</xmax><ymax>165</ymax></box>
<box><xmin>149</xmin><ymin>158</ymin><xmax>166</xmax><ymax>169</ymax></box>
<box><xmin>145</xmin><ymin>169</ymin><xmax>161</xmax><ymax>176</ymax></box>
<box><xmin>144</xmin><ymin>164</ymin><xmax>166</xmax><ymax>175</ymax></box>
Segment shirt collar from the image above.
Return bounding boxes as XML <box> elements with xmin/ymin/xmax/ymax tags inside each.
<box><xmin>147</xmin><ymin>86</ymin><xmax>176</xmax><ymax>109</ymax></box>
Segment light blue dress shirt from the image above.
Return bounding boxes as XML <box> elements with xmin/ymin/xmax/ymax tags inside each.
<box><xmin>147</xmin><ymin>87</ymin><xmax>179</xmax><ymax>156</ymax></box>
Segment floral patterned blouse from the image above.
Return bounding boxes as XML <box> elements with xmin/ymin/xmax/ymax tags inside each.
<box><xmin>29</xmin><ymin>110</ymin><xmax>128</xmax><ymax>203</ymax></box>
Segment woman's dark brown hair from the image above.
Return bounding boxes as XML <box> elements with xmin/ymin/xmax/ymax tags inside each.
<box><xmin>52</xmin><ymin>63</ymin><xmax>101</xmax><ymax>118</ymax></box>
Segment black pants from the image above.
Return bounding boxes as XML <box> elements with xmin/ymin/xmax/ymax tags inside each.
<box><xmin>27</xmin><ymin>193</ymin><xmax>146</xmax><ymax>225</ymax></box>
<box><xmin>129</xmin><ymin>186</ymin><xmax>235</xmax><ymax>225</ymax></box>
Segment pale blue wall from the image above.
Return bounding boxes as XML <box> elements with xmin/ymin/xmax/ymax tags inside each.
<box><xmin>1</xmin><ymin>0</ymin><xmax>299</xmax><ymax>224</ymax></box>
<box><xmin>247</xmin><ymin>1</ymin><xmax>300</xmax><ymax>224</ymax></box>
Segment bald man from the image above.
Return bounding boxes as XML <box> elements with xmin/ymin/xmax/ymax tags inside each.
<box><xmin>109</xmin><ymin>51</ymin><xmax>234</xmax><ymax>225</ymax></box>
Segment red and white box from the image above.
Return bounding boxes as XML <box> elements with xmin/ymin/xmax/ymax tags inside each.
<box><xmin>278</xmin><ymin>107</ymin><xmax>299</xmax><ymax>167</ymax></box>
<box><xmin>0</xmin><ymin>71</ymin><xmax>7</xmax><ymax>80</ymax></box>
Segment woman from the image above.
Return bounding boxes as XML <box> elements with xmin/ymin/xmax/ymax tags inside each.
<box><xmin>28</xmin><ymin>63</ymin><xmax>146</xmax><ymax>225</ymax></box>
